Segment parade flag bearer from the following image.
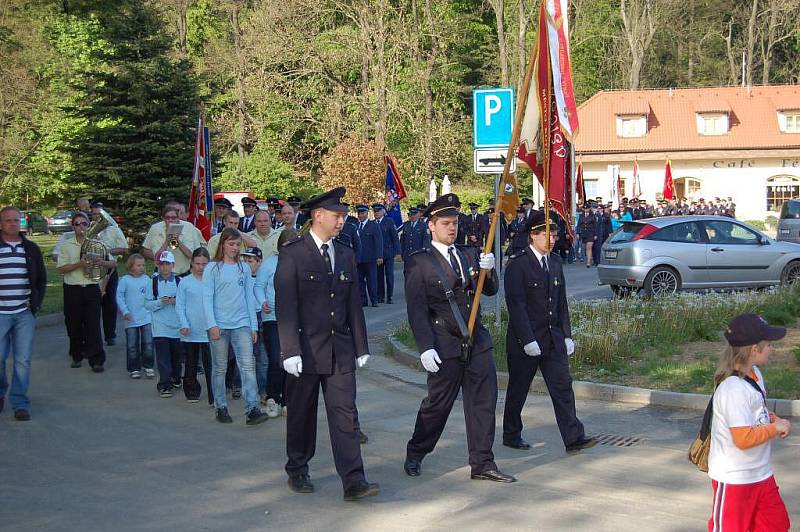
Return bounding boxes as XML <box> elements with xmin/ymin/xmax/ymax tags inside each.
<box><xmin>402</xmin><ymin>193</ymin><xmax>516</xmax><ymax>483</ymax></box>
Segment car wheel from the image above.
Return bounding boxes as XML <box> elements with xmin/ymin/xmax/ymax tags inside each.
<box><xmin>780</xmin><ymin>261</ymin><xmax>800</xmax><ymax>286</ymax></box>
<box><xmin>643</xmin><ymin>266</ymin><xmax>681</xmax><ymax>297</ymax></box>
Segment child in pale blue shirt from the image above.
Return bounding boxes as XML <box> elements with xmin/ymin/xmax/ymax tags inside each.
<box><xmin>116</xmin><ymin>253</ymin><xmax>154</xmax><ymax>379</ymax></box>
<box><xmin>146</xmin><ymin>250</ymin><xmax>185</xmax><ymax>398</ymax></box>
<box><xmin>176</xmin><ymin>248</ymin><xmax>213</xmax><ymax>404</ymax></box>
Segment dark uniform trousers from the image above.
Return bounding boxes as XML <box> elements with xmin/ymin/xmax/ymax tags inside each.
<box><xmin>285</xmin><ymin>365</ymin><xmax>365</xmax><ymax>488</ymax></box>
<box><xmin>101</xmin><ymin>269</ymin><xmax>119</xmax><ymax>342</ymax></box>
<box><xmin>407</xmin><ymin>349</ymin><xmax>498</xmax><ymax>475</ymax></box>
<box><xmin>63</xmin><ymin>283</ymin><xmax>106</xmax><ymax>367</ymax></box>
<box><xmin>502</xmin><ymin>248</ymin><xmax>585</xmax><ymax>447</ymax></box>
<box><xmin>503</xmin><ymin>340</ymin><xmax>584</xmax><ymax>445</ymax></box>
<box><xmin>404</xmin><ymin>246</ymin><xmax>499</xmax><ymax>475</ymax></box>
<box><xmin>376</xmin><ymin>259</ymin><xmax>394</xmax><ymax>302</ymax></box>
<box><xmin>357</xmin><ymin>261</ymin><xmax>379</xmax><ymax>305</ymax></box>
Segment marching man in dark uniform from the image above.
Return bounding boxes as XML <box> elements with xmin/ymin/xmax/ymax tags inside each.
<box><xmin>275</xmin><ymin>187</ymin><xmax>379</xmax><ymax>501</ymax></box>
<box><xmin>462</xmin><ymin>202</ymin><xmax>485</xmax><ymax>248</ymax></box>
<box><xmin>403</xmin><ymin>193</ymin><xmax>516</xmax><ymax>483</ymax></box>
<box><xmin>502</xmin><ymin>210</ymin><xmax>597</xmax><ymax>454</ymax></box>
<box><xmin>400</xmin><ymin>207</ymin><xmax>428</xmax><ymax>261</ymax></box>
<box><xmin>355</xmin><ymin>204</ymin><xmax>383</xmax><ymax>307</ymax></box>
<box><xmin>373</xmin><ymin>203</ymin><xmax>400</xmax><ymax>304</ymax></box>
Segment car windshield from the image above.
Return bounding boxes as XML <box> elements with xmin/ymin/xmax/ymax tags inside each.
<box><xmin>53</xmin><ymin>210</ymin><xmax>73</xmax><ymax>218</ymax></box>
<box><xmin>608</xmin><ymin>222</ymin><xmax>645</xmax><ymax>243</ymax></box>
<box><xmin>779</xmin><ymin>201</ymin><xmax>800</xmax><ymax>219</ymax></box>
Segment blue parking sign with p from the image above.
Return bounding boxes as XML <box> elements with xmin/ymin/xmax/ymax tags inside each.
<box><xmin>473</xmin><ymin>88</ymin><xmax>514</xmax><ymax>148</ymax></box>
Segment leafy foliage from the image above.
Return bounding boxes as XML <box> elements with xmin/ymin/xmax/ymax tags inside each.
<box><xmin>319</xmin><ymin>137</ymin><xmax>385</xmax><ymax>205</ymax></box>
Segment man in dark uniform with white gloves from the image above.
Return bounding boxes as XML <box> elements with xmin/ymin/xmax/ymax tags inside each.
<box><xmin>403</xmin><ymin>193</ymin><xmax>516</xmax><ymax>483</ymax></box>
<box><xmin>502</xmin><ymin>210</ymin><xmax>597</xmax><ymax>454</ymax></box>
<box><xmin>275</xmin><ymin>187</ymin><xmax>379</xmax><ymax>501</ymax></box>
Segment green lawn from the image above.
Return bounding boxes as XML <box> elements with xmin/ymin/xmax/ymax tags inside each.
<box><xmin>32</xmin><ymin>234</ymin><xmax>129</xmax><ymax>316</ymax></box>
<box><xmin>392</xmin><ymin>286</ymin><xmax>800</xmax><ymax>400</ymax></box>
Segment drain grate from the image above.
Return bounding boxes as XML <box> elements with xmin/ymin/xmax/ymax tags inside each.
<box><xmin>592</xmin><ymin>433</ymin><xmax>644</xmax><ymax>447</ymax></box>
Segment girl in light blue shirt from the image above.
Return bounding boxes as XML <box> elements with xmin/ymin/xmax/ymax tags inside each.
<box><xmin>177</xmin><ymin>247</ymin><xmax>212</xmax><ymax>404</ymax></box>
<box><xmin>202</xmin><ymin>228</ymin><xmax>266</xmax><ymax>426</ymax></box>
<box><xmin>116</xmin><ymin>254</ymin><xmax>154</xmax><ymax>378</ymax></box>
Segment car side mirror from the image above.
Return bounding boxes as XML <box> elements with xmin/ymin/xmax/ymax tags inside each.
<box><xmin>758</xmin><ymin>235</ymin><xmax>769</xmax><ymax>245</ymax></box>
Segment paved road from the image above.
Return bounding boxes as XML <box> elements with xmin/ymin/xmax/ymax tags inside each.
<box><xmin>2</xmin><ymin>312</ymin><xmax>798</xmax><ymax>531</ymax></box>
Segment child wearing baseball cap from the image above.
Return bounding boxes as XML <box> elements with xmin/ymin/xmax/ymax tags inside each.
<box><xmin>708</xmin><ymin>313</ymin><xmax>792</xmax><ymax>532</ymax></box>
<box><xmin>145</xmin><ymin>250</ymin><xmax>185</xmax><ymax>398</ymax></box>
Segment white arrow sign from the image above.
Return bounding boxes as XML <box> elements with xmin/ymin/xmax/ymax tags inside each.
<box><xmin>473</xmin><ymin>148</ymin><xmax>517</xmax><ymax>174</ymax></box>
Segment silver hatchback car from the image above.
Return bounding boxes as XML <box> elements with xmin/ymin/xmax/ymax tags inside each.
<box><xmin>598</xmin><ymin>215</ymin><xmax>800</xmax><ymax>296</ymax></box>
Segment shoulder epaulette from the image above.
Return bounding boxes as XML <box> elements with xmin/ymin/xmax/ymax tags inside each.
<box><xmin>509</xmin><ymin>251</ymin><xmax>524</xmax><ymax>260</ymax></box>
<box><xmin>281</xmin><ymin>235</ymin><xmax>303</xmax><ymax>247</ymax></box>
<box><xmin>409</xmin><ymin>248</ymin><xmax>429</xmax><ymax>257</ymax></box>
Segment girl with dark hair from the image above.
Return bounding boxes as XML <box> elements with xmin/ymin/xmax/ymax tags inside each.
<box><xmin>202</xmin><ymin>228</ymin><xmax>267</xmax><ymax>426</ymax></box>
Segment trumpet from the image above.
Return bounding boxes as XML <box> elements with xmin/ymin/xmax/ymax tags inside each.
<box><xmin>168</xmin><ymin>236</ymin><xmax>180</xmax><ymax>250</ymax></box>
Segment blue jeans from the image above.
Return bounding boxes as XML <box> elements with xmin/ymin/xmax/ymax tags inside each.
<box><xmin>125</xmin><ymin>324</ymin><xmax>154</xmax><ymax>372</ymax></box>
<box><xmin>254</xmin><ymin>313</ymin><xmax>268</xmax><ymax>397</ymax></box>
<box><xmin>154</xmin><ymin>337</ymin><xmax>184</xmax><ymax>390</ymax></box>
<box><xmin>0</xmin><ymin>310</ymin><xmax>36</xmax><ymax>411</ymax></box>
<box><xmin>209</xmin><ymin>326</ymin><xmax>258</xmax><ymax>412</ymax></box>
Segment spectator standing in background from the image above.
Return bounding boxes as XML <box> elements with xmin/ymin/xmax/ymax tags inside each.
<box><xmin>0</xmin><ymin>206</ymin><xmax>46</xmax><ymax>421</ymax></box>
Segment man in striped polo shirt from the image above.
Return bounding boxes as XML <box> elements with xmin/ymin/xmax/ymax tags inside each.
<box><xmin>0</xmin><ymin>206</ymin><xmax>47</xmax><ymax>421</ymax></box>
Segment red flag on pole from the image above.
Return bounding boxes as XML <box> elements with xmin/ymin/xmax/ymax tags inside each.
<box><xmin>576</xmin><ymin>159</ymin><xmax>585</xmax><ymax>206</ymax></box>
<box><xmin>617</xmin><ymin>172</ymin><xmax>623</xmax><ymax>205</ymax></box>
<box><xmin>188</xmin><ymin>117</ymin><xmax>212</xmax><ymax>240</ymax></box>
<box><xmin>663</xmin><ymin>159</ymin><xmax>675</xmax><ymax>200</ymax></box>
<box><xmin>517</xmin><ymin>0</ymin><xmax>577</xmax><ymax>230</ymax></box>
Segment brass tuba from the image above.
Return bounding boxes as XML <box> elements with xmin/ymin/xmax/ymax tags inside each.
<box><xmin>80</xmin><ymin>209</ymin><xmax>115</xmax><ymax>282</ymax></box>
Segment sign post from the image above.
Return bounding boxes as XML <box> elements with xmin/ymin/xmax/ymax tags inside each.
<box><xmin>473</xmin><ymin>88</ymin><xmax>514</xmax><ymax>325</ymax></box>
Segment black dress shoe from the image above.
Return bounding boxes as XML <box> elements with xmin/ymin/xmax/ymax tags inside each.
<box><xmin>502</xmin><ymin>437</ymin><xmax>531</xmax><ymax>450</ymax></box>
<box><xmin>106</xmin><ymin>338</ymin><xmax>116</xmax><ymax>346</ymax></box>
<box><xmin>288</xmin><ymin>475</ymin><xmax>314</xmax><ymax>494</ymax></box>
<box><xmin>404</xmin><ymin>456</ymin><xmax>422</xmax><ymax>477</ymax></box>
<box><xmin>343</xmin><ymin>480</ymin><xmax>380</xmax><ymax>501</ymax></box>
<box><xmin>371</xmin><ymin>303</ymin><xmax>379</xmax><ymax>307</ymax></box>
<box><xmin>91</xmin><ymin>365</ymin><xmax>104</xmax><ymax>373</ymax></box>
<box><xmin>70</xmin><ymin>360</ymin><xmax>82</xmax><ymax>369</ymax></box>
<box><xmin>386</xmin><ymin>299</ymin><xmax>392</xmax><ymax>304</ymax></box>
<box><xmin>566</xmin><ymin>436</ymin><xmax>598</xmax><ymax>454</ymax></box>
<box><xmin>470</xmin><ymin>469</ymin><xmax>517</xmax><ymax>483</ymax></box>
<box><xmin>359</xmin><ymin>430</ymin><xmax>369</xmax><ymax>444</ymax></box>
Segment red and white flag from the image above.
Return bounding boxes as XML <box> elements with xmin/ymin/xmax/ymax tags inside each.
<box><xmin>632</xmin><ymin>158</ymin><xmax>641</xmax><ymax>199</ymax></box>
<box><xmin>517</xmin><ymin>0</ymin><xmax>578</xmax><ymax>230</ymax></box>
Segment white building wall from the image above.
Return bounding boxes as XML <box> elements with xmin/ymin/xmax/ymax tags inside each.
<box><xmin>581</xmin><ymin>156</ymin><xmax>800</xmax><ymax>220</ymax></box>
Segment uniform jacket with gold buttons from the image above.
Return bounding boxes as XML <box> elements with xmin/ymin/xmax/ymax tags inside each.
<box><xmin>404</xmin><ymin>245</ymin><xmax>497</xmax><ymax>360</ymax></box>
<box><xmin>504</xmin><ymin>247</ymin><xmax>571</xmax><ymax>359</ymax></box>
<box><xmin>275</xmin><ymin>234</ymin><xmax>368</xmax><ymax>374</ymax></box>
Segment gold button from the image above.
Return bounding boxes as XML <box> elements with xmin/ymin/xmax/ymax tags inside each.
<box><xmin>310</xmin><ymin>275</ymin><xmax>314</xmax><ymax>280</ymax></box>
<box><xmin>330</xmin><ymin>311</ymin><xmax>334</xmax><ymax>316</ymax></box>
<box><xmin>330</xmin><ymin>293</ymin><xmax>334</xmax><ymax>298</ymax></box>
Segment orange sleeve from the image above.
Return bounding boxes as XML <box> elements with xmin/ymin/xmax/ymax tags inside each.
<box><xmin>729</xmin><ymin>424</ymin><xmax>779</xmax><ymax>450</ymax></box>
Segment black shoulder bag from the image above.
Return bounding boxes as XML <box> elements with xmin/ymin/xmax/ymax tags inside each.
<box><xmin>428</xmin><ymin>253</ymin><xmax>473</xmax><ymax>363</ymax></box>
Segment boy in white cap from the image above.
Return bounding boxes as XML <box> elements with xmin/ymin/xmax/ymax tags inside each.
<box><xmin>145</xmin><ymin>250</ymin><xmax>185</xmax><ymax>398</ymax></box>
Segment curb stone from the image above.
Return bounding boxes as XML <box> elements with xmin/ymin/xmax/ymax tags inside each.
<box><xmin>386</xmin><ymin>336</ymin><xmax>799</xmax><ymax>417</ymax></box>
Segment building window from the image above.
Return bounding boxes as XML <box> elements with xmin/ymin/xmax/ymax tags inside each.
<box><xmin>778</xmin><ymin>112</ymin><xmax>800</xmax><ymax>133</ymax></box>
<box><xmin>766</xmin><ymin>176</ymin><xmax>800</xmax><ymax>211</ymax></box>
<box><xmin>697</xmin><ymin>113</ymin><xmax>728</xmax><ymax>135</ymax></box>
<box><xmin>675</xmin><ymin>177</ymin><xmax>702</xmax><ymax>201</ymax></box>
<box><xmin>584</xmin><ymin>179</ymin><xmax>600</xmax><ymax>200</ymax></box>
<box><xmin>616</xmin><ymin>115</ymin><xmax>647</xmax><ymax>138</ymax></box>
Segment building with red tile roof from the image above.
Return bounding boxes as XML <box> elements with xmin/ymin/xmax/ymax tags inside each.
<box><xmin>574</xmin><ymin>85</ymin><xmax>800</xmax><ymax>220</ymax></box>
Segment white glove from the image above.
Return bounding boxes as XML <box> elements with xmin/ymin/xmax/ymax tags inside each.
<box><xmin>565</xmin><ymin>338</ymin><xmax>575</xmax><ymax>356</ymax></box>
<box><xmin>420</xmin><ymin>349</ymin><xmax>442</xmax><ymax>373</ymax></box>
<box><xmin>283</xmin><ymin>356</ymin><xmax>303</xmax><ymax>377</ymax></box>
<box><xmin>523</xmin><ymin>341</ymin><xmax>542</xmax><ymax>357</ymax></box>
<box><xmin>356</xmin><ymin>354</ymin><xmax>370</xmax><ymax>368</ymax></box>
<box><xmin>479</xmin><ymin>252</ymin><xmax>495</xmax><ymax>270</ymax></box>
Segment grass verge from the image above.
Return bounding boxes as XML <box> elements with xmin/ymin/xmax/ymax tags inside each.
<box><xmin>392</xmin><ymin>286</ymin><xmax>800</xmax><ymax>399</ymax></box>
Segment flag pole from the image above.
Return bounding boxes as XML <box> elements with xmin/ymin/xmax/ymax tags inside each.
<box><xmin>466</xmin><ymin>33</ymin><xmax>539</xmax><ymax>337</ymax></box>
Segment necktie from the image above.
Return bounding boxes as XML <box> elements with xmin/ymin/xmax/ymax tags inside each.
<box><xmin>359</xmin><ymin>222</ymin><xmax>364</xmax><ymax>233</ymax></box>
<box><xmin>321</xmin><ymin>243</ymin><xmax>332</xmax><ymax>274</ymax></box>
<box><xmin>541</xmin><ymin>256</ymin><xmax>549</xmax><ymax>281</ymax></box>
<box><xmin>448</xmin><ymin>246</ymin><xmax>462</xmax><ymax>286</ymax></box>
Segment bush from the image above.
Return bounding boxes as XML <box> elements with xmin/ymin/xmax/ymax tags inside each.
<box><xmin>761</xmin><ymin>307</ymin><xmax>796</xmax><ymax>326</ymax></box>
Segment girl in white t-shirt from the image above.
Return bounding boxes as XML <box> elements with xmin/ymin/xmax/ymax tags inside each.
<box><xmin>708</xmin><ymin>313</ymin><xmax>792</xmax><ymax>532</ymax></box>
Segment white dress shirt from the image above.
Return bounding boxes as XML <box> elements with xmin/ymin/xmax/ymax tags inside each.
<box><xmin>309</xmin><ymin>229</ymin><xmax>335</xmax><ymax>272</ymax></box>
<box><xmin>430</xmin><ymin>240</ymin><xmax>465</xmax><ymax>284</ymax></box>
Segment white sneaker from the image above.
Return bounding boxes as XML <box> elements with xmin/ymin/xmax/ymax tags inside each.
<box><xmin>144</xmin><ymin>368</ymin><xmax>155</xmax><ymax>379</ymax></box>
<box><xmin>265</xmin><ymin>398</ymin><xmax>280</xmax><ymax>418</ymax></box>
<box><xmin>129</xmin><ymin>370</ymin><xmax>142</xmax><ymax>379</ymax></box>
<box><xmin>282</xmin><ymin>405</ymin><xmax>288</xmax><ymax>417</ymax></box>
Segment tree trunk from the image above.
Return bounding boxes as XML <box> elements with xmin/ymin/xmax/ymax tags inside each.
<box><xmin>725</xmin><ymin>18</ymin><xmax>739</xmax><ymax>84</ymax></box>
<box><xmin>620</xmin><ymin>0</ymin><xmax>657</xmax><ymax>90</ymax></box>
<box><xmin>745</xmin><ymin>0</ymin><xmax>758</xmax><ymax>85</ymax></box>
<box><xmin>373</xmin><ymin>0</ymin><xmax>388</xmax><ymax>150</ymax></box>
<box><xmin>761</xmin><ymin>0</ymin><xmax>778</xmax><ymax>84</ymax></box>
<box><xmin>489</xmin><ymin>0</ymin><xmax>508</xmax><ymax>85</ymax></box>
<box><xmin>230</xmin><ymin>1</ymin><xmax>247</xmax><ymax>161</ymax></box>
<box><xmin>516</xmin><ymin>0</ymin><xmax>528</xmax><ymax>93</ymax></box>
<box><xmin>176</xmin><ymin>0</ymin><xmax>188</xmax><ymax>58</ymax></box>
